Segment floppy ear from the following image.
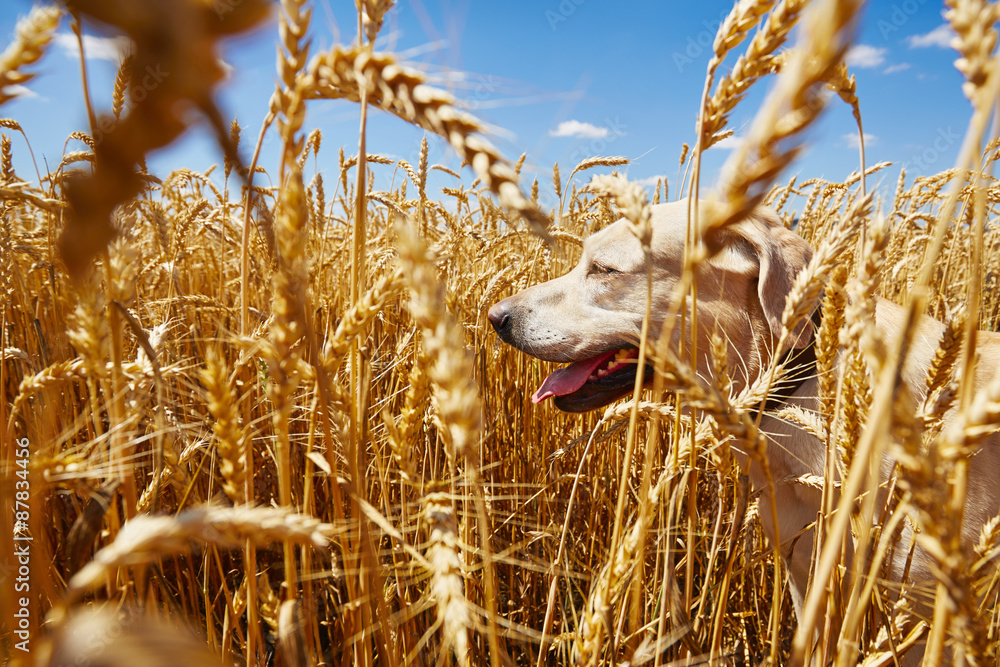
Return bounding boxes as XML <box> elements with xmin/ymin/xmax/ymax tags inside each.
<box><xmin>708</xmin><ymin>206</ymin><xmax>815</xmax><ymax>349</ymax></box>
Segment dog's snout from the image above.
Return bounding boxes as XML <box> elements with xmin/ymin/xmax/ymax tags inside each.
<box><xmin>488</xmin><ymin>302</ymin><xmax>511</xmax><ymax>334</ymax></box>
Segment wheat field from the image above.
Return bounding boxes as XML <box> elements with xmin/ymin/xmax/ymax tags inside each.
<box><xmin>2</xmin><ymin>0</ymin><xmax>1000</xmax><ymax>665</ymax></box>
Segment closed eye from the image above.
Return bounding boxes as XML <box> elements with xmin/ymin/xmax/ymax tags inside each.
<box><xmin>589</xmin><ymin>261</ymin><xmax>620</xmax><ymax>276</ymax></box>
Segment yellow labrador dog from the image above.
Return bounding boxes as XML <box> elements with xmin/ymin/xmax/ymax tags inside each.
<box><xmin>488</xmin><ymin>198</ymin><xmax>1000</xmax><ymax>659</ymax></box>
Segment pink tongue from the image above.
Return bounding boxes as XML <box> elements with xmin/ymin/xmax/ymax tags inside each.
<box><xmin>531</xmin><ymin>350</ymin><xmax>618</xmax><ymax>403</ymax></box>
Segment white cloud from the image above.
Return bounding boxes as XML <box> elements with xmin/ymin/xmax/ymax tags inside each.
<box><xmin>883</xmin><ymin>63</ymin><xmax>911</xmax><ymax>74</ymax></box>
<box><xmin>55</xmin><ymin>32</ymin><xmax>132</xmax><ymax>62</ymax></box>
<box><xmin>2</xmin><ymin>84</ymin><xmax>38</xmax><ymax>100</ymax></box>
<box><xmin>549</xmin><ymin>120</ymin><xmax>610</xmax><ymax>139</ymax></box>
<box><xmin>907</xmin><ymin>24</ymin><xmax>954</xmax><ymax>49</ymax></box>
<box><xmin>846</xmin><ymin>44</ymin><xmax>887</xmax><ymax>69</ymax></box>
<box><xmin>714</xmin><ymin>134</ymin><xmax>744</xmax><ymax>150</ymax></box>
<box><xmin>633</xmin><ymin>175</ymin><xmax>667</xmax><ymax>188</ymax></box>
<box><xmin>843</xmin><ymin>132</ymin><xmax>878</xmax><ymax>149</ymax></box>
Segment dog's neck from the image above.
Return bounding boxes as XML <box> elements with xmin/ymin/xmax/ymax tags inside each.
<box><xmin>756</xmin><ymin>305</ymin><xmax>823</xmax><ymax>414</ymax></box>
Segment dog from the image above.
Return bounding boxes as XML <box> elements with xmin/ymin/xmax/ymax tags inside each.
<box><xmin>488</xmin><ymin>198</ymin><xmax>1000</xmax><ymax>661</ymax></box>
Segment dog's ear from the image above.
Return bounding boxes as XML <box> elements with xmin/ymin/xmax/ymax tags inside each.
<box><xmin>707</xmin><ymin>206</ymin><xmax>814</xmax><ymax>349</ymax></box>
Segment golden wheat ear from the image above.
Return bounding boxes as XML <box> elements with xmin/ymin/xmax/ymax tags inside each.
<box><xmin>0</xmin><ymin>6</ymin><xmax>62</xmax><ymax>107</ymax></box>
<box><xmin>299</xmin><ymin>46</ymin><xmax>553</xmax><ymax>242</ymax></box>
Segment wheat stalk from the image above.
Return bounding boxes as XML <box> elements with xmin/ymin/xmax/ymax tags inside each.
<box><xmin>111</xmin><ymin>52</ymin><xmax>134</xmax><ymax>120</ymax></box>
<box><xmin>358</xmin><ymin>0</ymin><xmax>395</xmax><ymax>43</ymax></box>
<box><xmin>781</xmin><ymin>194</ymin><xmax>871</xmax><ymax>345</ymax></box>
<box><xmin>420</xmin><ymin>490</ymin><xmax>471</xmax><ymax>666</ymax></box>
<box><xmin>200</xmin><ymin>349</ymin><xmax>248</xmax><ymax>505</ymax></box>
<box><xmin>573</xmin><ymin>474</ymin><xmax>667</xmax><ymax>666</ymax></box>
<box><xmin>0</xmin><ymin>6</ymin><xmax>61</xmax><ymax>106</ymax></box>
<box><xmin>708</xmin><ymin>0</ymin><xmax>862</xmax><ymax>238</ymax></box>
<box><xmin>397</xmin><ymin>218</ymin><xmax>505</xmax><ymax>662</ymax></box>
<box><xmin>300</xmin><ymin>46</ymin><xmax>551</xmax><ymax>241</ymax></box>
<box><xmin>396</xmin><ymin>221</ymin><xmax>482</xmax><ymax>460</ymax></box>
<box><xmin>699</xmin><ymin>0</ymin><xmax>808</xmax><ymax>149</ymax></box>
<box><xmin>66</xmin><ymin>505</ymin><xmax>340</xmax><ymax>599</ymax></box>
<box><xmin>947</xmin><ymin>0</ymin><xmax>999</xmax><ymax>102</ymax></box>
<box><xmin>920</xmin><ymin>307</ymin><xmax>966</xmax><ymax>433</ymax></box>
<box><xmin>323</xmin><ymin>265</ymin><xmax>405</xmax><ymax>373</ymax></box>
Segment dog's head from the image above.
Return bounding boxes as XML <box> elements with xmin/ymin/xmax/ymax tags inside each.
<box><xmin>488</xmin><ymin>199</ymin><xmax>814</xmax><ymax>412</ymax></box>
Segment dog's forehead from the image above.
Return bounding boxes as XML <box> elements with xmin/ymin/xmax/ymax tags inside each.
<box><xmin>584</xmin><ymin>218</ymin><xmax>637</xmax><ymax>250</ymax></box>
<box><xmin>648</xmin><ymin>201</ymin><xmax>696</xmax><ymax>245</ymax></box>
<box><xmin>583</xmin><ymin>201</ymin><xmax>691</xmax><ymax>257</ymax></box>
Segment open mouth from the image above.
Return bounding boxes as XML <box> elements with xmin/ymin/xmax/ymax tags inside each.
<box><xmin>531</xmin><ymin>348</ymin><xmax>653</xmax><ymax>413</ymax></box>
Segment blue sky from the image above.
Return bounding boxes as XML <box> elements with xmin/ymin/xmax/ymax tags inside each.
<box><xmin>0</xmin><ymin>0</ymin><xmax>978</xmax><ymax>206</ymax></box>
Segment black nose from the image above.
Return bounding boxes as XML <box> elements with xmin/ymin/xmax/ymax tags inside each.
<box><xmin>488</xmin><ymin>302</ymin><xmax>510</xmax><ymax>334</ymax></box>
